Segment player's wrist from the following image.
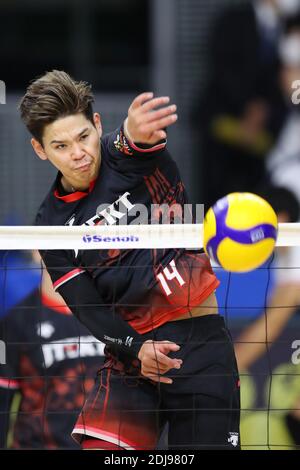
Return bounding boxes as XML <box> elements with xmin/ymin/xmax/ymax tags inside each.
<box><xmin>137</xmin><ymin>340</ymin><xmax>153</xmax><ymax>361</ymax></box>
<box><xmin>120</xmin><ymin>334</ymin><xmax>145</xmax><ymax>359</ymax></box>
<box><xmin>122</xmin><ymin>120</ymin><xmax>167</xmax><ymax>153</ymax></box>
<box><xmin>123</xmin><ymin>118</ymin><xmax>135</xmax><ymax>143</ymax></box>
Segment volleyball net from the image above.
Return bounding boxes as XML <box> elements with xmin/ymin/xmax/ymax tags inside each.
<box><xmin>0</xmin><ymin>223</ymin><xmax>300</xmax><ymax>450</ymax></box>
<box><xmin>0</xmin><ymin>222</ymin><xmax>298</xmax><ymax>249</ymax></box>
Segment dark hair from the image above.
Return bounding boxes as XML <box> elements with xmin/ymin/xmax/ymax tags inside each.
<box><xmin>257</xmin><ymin>185</ymin><xmax>300</xmax><ymax>223</ymax></box>
<box><xmin>19</xmin><ymin>70</ymin><xmax>94</xmax><ymax>144</ymax></box>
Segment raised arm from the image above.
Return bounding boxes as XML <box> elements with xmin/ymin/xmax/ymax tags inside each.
<box><xmin>124</xmin><ymin>92</ymin><xmax>177</xmax><ymax>145</ymax></box>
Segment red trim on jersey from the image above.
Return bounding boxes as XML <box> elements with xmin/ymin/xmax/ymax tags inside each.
<box><xmin>129</xmin><ymin>277</ymin><xmax>220</xmax><ymax>334</ymax></box>
<box><xmin>82</xmin><ymin>439</ymin><xmax>122</xmax><ymax>450</ymax></box>
<box><xmin>0</xmin><ymin>378</ymin><xmax>20</xmax><ymax>389</ymax></box>
<box><xmin>100</xmin><ymin>368</ymin><xmax>111</xmax><ymax>425</ymax></box>
<box><xmin>41</xmin><ymin>293</ymin><xmax>72</xmax><ymax>315</ymax></box>
<box><xmin>53</xmin><ymin>268</ymin><xmax>85</xmax><ymax>291</ymax></box>
<box><xmin>54</xmin><ymin>179</ymin><xmax>96</xmax><ymax>203</ymax></box>
<box><xmin>128</xmin><ymin>139</ymin><xmax>166</xmax><ymax>153</ymax></box>
<box><xmin>144</xmin><ymin>168</ymin><xmax>172</xmax><ymax>206</ymax></box>
<box><xmin>144</xmin><ymin>176</ymin><xmax>159</xmax><ymax>204</ymax></box>
<box><xmin>72</xmin><ymin>425</ymin><xmax>138</xmax><ymax>450</ymax></box>
<box><xmin>156</xmin><ymin>167</ymin><xmax>171</xmax><ymax>190</ymax></box>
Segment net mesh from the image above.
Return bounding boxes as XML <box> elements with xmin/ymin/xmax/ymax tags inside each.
<box><xmin>0</xmin><ymin>223</ymin><xmax>299</xmax><ymax>450</ymax></box>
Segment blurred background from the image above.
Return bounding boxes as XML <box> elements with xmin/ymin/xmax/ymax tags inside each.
<box><xmin>1</xmin><ymin>0</ymin><xmax>300</xmax><ymax>449</ymax></box>
<box><xmin>1</xmin><ymin>0</ymin><xmax>300</xmax><ymax>221</ymax></box>
<box><xmin>1</xmin><ymin>0</ymin><xmax>208</xmax><ymax>222</ymax></box>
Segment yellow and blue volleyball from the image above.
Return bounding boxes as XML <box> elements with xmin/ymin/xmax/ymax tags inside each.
<box><xmin>203</xmin><ymin>192</ymin><xmax>278</xmax><ymax>272</ymax></box>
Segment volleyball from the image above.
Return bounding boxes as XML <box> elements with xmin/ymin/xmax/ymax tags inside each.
<box><xmin>203</xmin><ymin>192</ymin><xmax>278</xmax><ymax>272</ymax></box>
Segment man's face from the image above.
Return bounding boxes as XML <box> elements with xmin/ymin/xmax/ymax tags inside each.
<box><xmin>32</xmin><ymin>113</ymin><xmax>102</xmax><ymax>191</ymax></box>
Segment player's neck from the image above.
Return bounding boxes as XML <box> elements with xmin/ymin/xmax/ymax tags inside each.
<box><xmin>61</xmin><ymin>176</ymin><xmax>90</xmax><ymax>193</ymax></box>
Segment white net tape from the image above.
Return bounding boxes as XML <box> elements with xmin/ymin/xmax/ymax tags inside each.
<box><xmin>1</xmin><ymin>222</ymin><xmax>300</xmax><ymax>450</ymax></box>
<box><xmin>0</xmin><ymin>222</ymin><xmax>297</xmax><ymax>250</ymax></box>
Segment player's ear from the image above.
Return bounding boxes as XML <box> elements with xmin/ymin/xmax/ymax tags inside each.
<box><xmin>31</xmin><ymin>138</ymin><xmax>48</xmax><ymax>161</ymax></box>
<box><xmin>93</xmin><ymin>113</ymin><xmax>103</xmax><ymax>137</ymax></box>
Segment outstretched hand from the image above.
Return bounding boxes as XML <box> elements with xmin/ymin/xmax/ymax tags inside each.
<box><xmin>138</xmin><ymin>339</ymin><xmax>182</xmax><ymax>384</ymax></box>
<box><xmin>124</xmin><ymin>92</ymin><xmax>178</xmax><ymax>145</ymax></box>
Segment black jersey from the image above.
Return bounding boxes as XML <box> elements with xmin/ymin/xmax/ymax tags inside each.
<box><xmin>36</xmin><ymin>125</ymin><xmax>218</xmax><ymax>356</ymax></box>
<box><xmin>0</xmin><ymin>289</ymin><xmax>104</xmax><ymax>449</ymax></box>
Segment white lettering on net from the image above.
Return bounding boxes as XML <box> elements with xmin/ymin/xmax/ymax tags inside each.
<box><xmin>0</xmin><ymin>81</ymin><xmax>5</xmax><ymax>105</ymax></box>
<box><xmin>291</xmin><ymin>339</ymin><xmax>300</xmax><ymax>365</ymax></box>
<box><xmin>291</xmin><ymin>80</ymin><xmax>300</xmax><ymax>105</ymax></box>
<box><xmin>0</xmin><ymin>340</ymin><xmax>6</xmax><ymax>364</ymax></box>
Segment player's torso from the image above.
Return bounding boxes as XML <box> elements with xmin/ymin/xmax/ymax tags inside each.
<box><xmin>45</xmin><ymin>145</ymin><xmax>187</xmax><ymax>301</ymax></box>
<box><xmin>35</xmin><ymin>137</ymin><xmax>218</xmax><ymax>334</ymax></box>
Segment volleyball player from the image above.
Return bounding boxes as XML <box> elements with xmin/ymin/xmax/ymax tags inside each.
<box><xmin>0</xmin><ymin>259</ymin><xmax>104</xmax><ymax>449</ymax></box>
<box><xmin>19</xmin><ymin>70</ymin><xmax>240</xmax><ymax>450</ymax></box>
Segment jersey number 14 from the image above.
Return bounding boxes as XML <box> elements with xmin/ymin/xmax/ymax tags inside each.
<box><xmin>156</xmin><ymin>260</ymin><xmax>185</xmax><ymax>296</ymax></box>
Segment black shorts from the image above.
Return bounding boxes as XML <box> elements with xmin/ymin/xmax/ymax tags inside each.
<box><xmin>72</xmin><ymin>315</ymin><xmax>240</xmax><ymax>450</ymax></box>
